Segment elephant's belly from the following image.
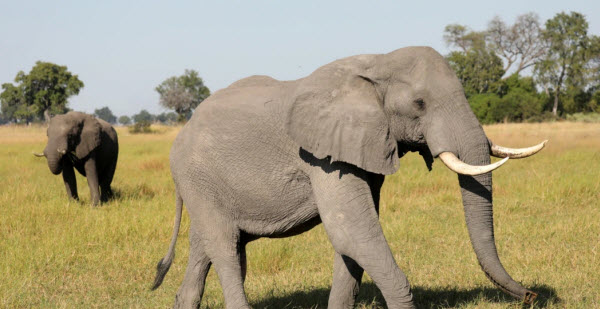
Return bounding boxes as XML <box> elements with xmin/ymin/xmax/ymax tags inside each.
<box><xmin>228</xmin><ymin>165</ymin><xmax>321</xmax><ymax>238</ymax></box>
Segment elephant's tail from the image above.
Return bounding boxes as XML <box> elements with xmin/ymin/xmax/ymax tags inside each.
<box><xmin>151</xmin><ymin>190</ymin><xmax>183</xmax><ymax>290</ymax></box>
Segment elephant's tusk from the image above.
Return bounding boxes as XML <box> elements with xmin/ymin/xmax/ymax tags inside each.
<box><xmin>57</xmin><ymin>148</ymin><xmax>67</xmax><ymax>155</ymax></box>
<box><xmin>438</xmin><ymin>152</ymin><xmax>509</xmax><ymax>176</ymax></box>
<box><xmin>32</xmin><ymin>152</ymin><xmax>46</xmax><ymax>157</ymax></box>
<box><xmin>489</xmin><ymin>140</ymin><xmax>548</xmax><ymax>159</ymax></box>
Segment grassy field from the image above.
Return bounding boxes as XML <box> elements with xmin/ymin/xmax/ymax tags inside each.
<box><xmin>0</xmin><ymin>122</ymin><xmax>598</xmax><ymax>308</ymax></box>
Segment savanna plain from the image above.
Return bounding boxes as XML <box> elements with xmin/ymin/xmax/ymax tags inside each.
<box><xmin>0</xmin><ymin>122</ymin><xmax>598</xmax><ymax>308</ymax></box>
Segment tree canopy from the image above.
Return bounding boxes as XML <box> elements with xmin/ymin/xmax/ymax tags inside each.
<box><xmin>118</xmin><ymin>115</ymin><xmax>131</xmax><ymax>125</ymax></box>
<box><xmin>534</xmin><ymin>11</ymin><xmax>600</xmax><ymax>116</ymax></box>
<box><xmin>445</xmin><ymin>11</ymin><xmax>599</xmax><ymax>122</ymax></box>
<box><xmin>94</xmin><ymin>106</ymin><xmax>117</xmax><ymax>124</ymax></box>
<box><xmin>155</xmin><ymin>70</ymin><xmax>210</xmax><ymax>122</ymax></box>
<box><xmin>486</xmin><ymin>13</ymin><xmax>546</xmax><ymax>75</ymax></box>
<box><xmin>0</xmin><ymin>61</ymin><xmax>83</xmax><ymax>123</ymax></box>
<box><xmin>132</xmin><ymin>109</ymin><xmax>154</xmax><ymax>123</ymax></box>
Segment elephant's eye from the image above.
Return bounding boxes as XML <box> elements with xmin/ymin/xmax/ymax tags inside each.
<box><xmin>413</xmin><ymin>98</ymin><xmax>425</xmax><ymax>111</ymax></box>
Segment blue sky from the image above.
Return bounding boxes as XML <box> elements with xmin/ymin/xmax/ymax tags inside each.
<box><xmin>1</xmin><ymin>1</ymin><xmax>598</xmax><ymax>117</ymax></box>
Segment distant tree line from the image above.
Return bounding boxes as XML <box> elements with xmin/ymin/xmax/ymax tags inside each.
<box><xmin>92</xmin><ymin>107</ymin><xmax>180</xmax><ymax>126</ymax></box>
<box><xmin>444</xmin><ymin>11</ymin><xmax>600</xmax><ymax>123</ymax></box>
<box><xmin>1</xmin><ymin>63</ymin><xmax>209</xmax><ymax>125</ymax></box>
<box><xmin>3</xmin><ymin>12</ymin><xmax>597</xmax><ymax>126</ymax></box>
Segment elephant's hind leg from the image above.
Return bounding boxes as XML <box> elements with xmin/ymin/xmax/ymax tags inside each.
<box><xmin>99</xmin><ymin>159</ymin><xmax>117</xmax><ymax>202</ymax></box>
<box><xmin>174</xmin><ymin>226</ymin><xmax>212</xmax><ymax>309</ymax></box>
<box><xmin>194</xmin><ymin>203</ymin><xmax>250</xmax><ymax>309</ymax></box>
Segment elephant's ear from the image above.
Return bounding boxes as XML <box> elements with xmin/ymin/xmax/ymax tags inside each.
<box><xmin>75</xmin><ymin>116</ymin><xmax>101</xmax><ymax>159</ymax></box>
<box><xmin>285</xmin><ymin>59</ymin><xmax>399</xmax><ymax>175</ymax></box>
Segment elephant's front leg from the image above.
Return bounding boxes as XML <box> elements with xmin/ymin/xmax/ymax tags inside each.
<box><xmin>329</xmin><ymin>253</ymin><xmax>364</xmax><ymax>308</ymax></box>
<box><xmin>62</xmin><ymin>161</ymin><xmax>79</xmax><ymax>201</ymax></box>
<box><xmin>83</xmin><ymin>155</ymin><xmax>100</xmax><ymax>206</ymax></box>
<box><xmin>311</xmin><ymin>168</ymin><xmax>414</xmax><ymax>309</ymax></box>
<box><xmin>329</xmin><ymin>173</ymin><xmax>384</xmax><ymax>308</ymax></box>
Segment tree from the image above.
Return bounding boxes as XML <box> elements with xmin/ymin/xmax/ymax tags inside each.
<box><xmin>468</xmin><ymin>74</ymin><xmax>542</xmax><ymax>123</ymax></box>
<box><xmin>444</xmin><ymin>23</ymin><xmax>505</xmax><ymax>98</ymax></box>
<box><xmin>0</xmin><ymin>83</ymin><xmax>27</xmax><ymax>123</ymax></box>
<box><xmin>443</xmin><ymin>24</ymin><xmax>486</xmax><ymax>53</ymax></box>
<box><xmin>534</xmin><ymin>12</ymin><xmax>600</xmax><ymax>116</ymax></box>
<box><xmin>156</xmin><ymin>112</ymin><xmax>178</xmax><ymax>124</ymax></box>
<box><xmin>156</xmin><ymin>70</ymin><xmax>210</xmax><ymax>122</ymax></box>
<box><xmin>486</xmin><ymin>13</ymin><xmax>546</xmax><ymax>76</ymax></box>
<box><xmin>133</xmin><ymin>109</ymin><xmax>155</xmax><ymax>123</ymax></box>
<box><xmin>446</xmin><ymin>48</ymin><xmax>505</xmax><ymax>97</ymax></box>
<box><xmin>0</xmin><ymin>61</ymin><xmax>84</xmax><ymax>123</ymax></box>
<box><xmin>118</xmin><ymin>115</ymin><xmax>131</xmax><ymax>125</ymax></box>
<box><xmin>94</xmin><ymin>106</ymin><xmax>117</xmax><ymax>124</ymax></box>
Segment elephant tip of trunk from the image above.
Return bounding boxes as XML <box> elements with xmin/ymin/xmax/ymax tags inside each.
<box><xmin>523</xmin><ymin>290</ymin><xmax>538</xmax><ymax>305</ymax></box>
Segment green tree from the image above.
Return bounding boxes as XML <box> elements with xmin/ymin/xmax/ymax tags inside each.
<box><xmin>155</xmin><ymin>70</ymin><xmax>210</xmax><ymax>122</ymax></box>
<box><xmin>446</xmin><ymin>49</ymin><xmax>505</xmax><ymax>97</ymax></box>
<box><xmin>444</xmin><ymin>24</ymin><xmax>505</xmax><ymax>98</ymax></box>
<box><xmin>156</xmin><ymin>112</ymin><xmax>178</xmax><ymax>124</ymax></box>
<box><xmin>444</xmin><ymin>24</ymin><xmax>486</xmax><ymax>52</ymax></box>
<box><xmin>534</xmin><ymin>12</ymin><xmax>600</xmax><ymax>116</ymax></box>
<box><xmin>0</xmin><ymin>61</ymin><xmax>84</xmax><ymax>123</ymax></box>
<box><xmin>94</xmin><ymin>106</ymin><xmax>117</xmax><ymax>124</ymax></box>
<box><xmin>118</xmin><ymin>115</ymin><xmax>131</xmax><ymax>125</ymax></box>
<box><xmin>0</xmin><ymin>83</ymin><xmax>27</xmax><ymax>123</ymax></box>
<box><xmin>133</xmin><ymin>109</ymin><xmax>154</xmax><ymax>123</ymax></box>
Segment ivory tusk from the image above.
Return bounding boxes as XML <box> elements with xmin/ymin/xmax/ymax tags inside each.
<box><xmin>438</xmin><ymin>152</ymin><xmax>509</xmax><ymax>176</ymax></box>
<box><xmin>490</xmin><ymin>140</ymin><xmax>548</xmax><ymax>159</ymax></box>
<box><xmin>32</xmin><ymin>152</ymin><xmax>46</xmax><ymax>157</ymax></box>
<box><xmin>57</xmin><ymin>149</ymin><xmax>67</xmax><ymax>155</ymax></box>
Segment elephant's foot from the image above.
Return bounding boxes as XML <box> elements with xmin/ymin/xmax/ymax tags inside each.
<box><xmin>173</xmin><ymin>291</ymin><xmax>201</xmax><ymax>309</ymax></box>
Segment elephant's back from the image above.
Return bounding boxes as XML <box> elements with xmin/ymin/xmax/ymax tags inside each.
<box><xmin>170</xmin><ymin>77</ymin><xmax>300</xmax><ymax>179</ymax></box>
<box><xmin>169</xmin><ymin>79</ymin><xmax>318</xmax><ymax>236</ymax></box>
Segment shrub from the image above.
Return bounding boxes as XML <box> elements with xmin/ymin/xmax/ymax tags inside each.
<box><xmin>128</xmin><ymin>120</ymin><xmax>153</xmax><ymax>134</ymax></box>
<box><xmin>565</xmin><ymin>112</ymin><xmax>600</xmax><ymax>123</ymax></box>
<box><xmin>468</xmin><ymin>93</ymin><xmax>501</xmax><ymax>124</ymax></box>
<box><xmin>526</xmin><ymin>111</ymin><xmax>558</xmax><ymax>123</ymax></box>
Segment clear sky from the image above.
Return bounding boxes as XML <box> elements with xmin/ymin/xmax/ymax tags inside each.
<box><xmin>1</xmin><ymin>0</ymin><xmax>598</xmax><ymax>117</ymax></box>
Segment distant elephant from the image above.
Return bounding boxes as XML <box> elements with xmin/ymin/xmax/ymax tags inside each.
<box><xmin>152</xmin><ymin>47</ymin><xmax>546</xmax><ymax>308</ymax></box>
<box><xmin>34</xmin><ymin>111</ymin><xmax>118</xmax><ymax>206</ymax></box>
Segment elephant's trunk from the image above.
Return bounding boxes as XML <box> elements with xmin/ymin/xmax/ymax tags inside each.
<box><xmin>425</xmin><ymin>95</ymin><xmax>536</xmax><ymax>304</ymax></box>
<box><xmin>45</xmin><ymin>144</ymin><xmax>65</xmax><ymax>175</ymax></box>
<box><xmin>457</xmin><ymin>131</ymin><xmax>537</xmax><ymax>304</ymax></box>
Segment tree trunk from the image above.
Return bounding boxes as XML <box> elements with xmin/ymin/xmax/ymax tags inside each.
<box><xmin>44</xmin><ymin>108</ymin><xmax>51</xmax><ymax>123</ymax></box>
<box><xmin>552</xmin><ymin>90</ymin><xmax>559</xmax><ymax>116</ymax></box>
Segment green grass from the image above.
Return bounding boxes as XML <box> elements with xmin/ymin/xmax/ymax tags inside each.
<box><xmin>1</xmin><ymin>122</ymin><xmax>598</xmax><ymax>308</ymax></box>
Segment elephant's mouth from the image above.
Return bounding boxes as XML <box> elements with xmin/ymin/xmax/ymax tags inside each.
<box><xmin>397</xmin><ymin>142</ymin><xmax>434</xmax><ymax>171</ymax></box>
<box><xmin>66</xmin><ymin>151</ymin><xmax>80</xmax><ymax>164</ymax></box>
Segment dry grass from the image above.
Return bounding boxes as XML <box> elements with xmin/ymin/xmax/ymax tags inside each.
<box><xmin>0</xmin><ymin>122</ymin><xmax>598</xmax><ymax>308</ymax></box>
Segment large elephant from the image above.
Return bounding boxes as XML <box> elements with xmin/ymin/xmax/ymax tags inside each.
<box><xmin>152</xmin><ymin>47</ymin><xmax>545</xmax><ymax>308</ymax></box>
<box><xmin>34</xmin><ymin>111</ymin><xmax>118</xmax><ymax>206</ymax></box>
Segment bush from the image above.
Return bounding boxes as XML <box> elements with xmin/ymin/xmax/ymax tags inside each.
<box><xmin>526</xmin><ymin>111</ymin><xmax>558</xmax><ymax>123</ymax></box>
<box><xmin>565</xmin><ymin>112</ymin><xmax>600</xmax><ymax>123</ymax></box>
<box><xmin>468</xmin><ymin>74</ymin><xmax>544</xmax><ymax>123</ymax></box>
<box><xmin>468</xmin><ymin>93</ymin><xmax>501</xmax><ymax>124</ymax></box>
<box><xmin>128</xmin><ymin>121</ymin><xmax>153</xmax><ymax>134</ymax></box>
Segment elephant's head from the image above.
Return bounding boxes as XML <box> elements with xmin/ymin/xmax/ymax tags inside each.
<box><xmin>36</xmin><ymin>111</ymin><xmax>101</xmax><ymax>175</ymax></box>
<box><xmin>285</xmin><ymin>47</ymin><xmax>544</xmax><ymax>303</ymax></box>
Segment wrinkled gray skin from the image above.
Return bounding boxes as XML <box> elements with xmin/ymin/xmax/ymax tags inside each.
<box><xmin>153</xmin><ymin>47</ymin><xmax>537</xmax><ymax>308</ymax></box>
<box><xmin>41</xmin><ymin>111</ymin><xmax>118</xmax><ymax>206</ymax></box>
